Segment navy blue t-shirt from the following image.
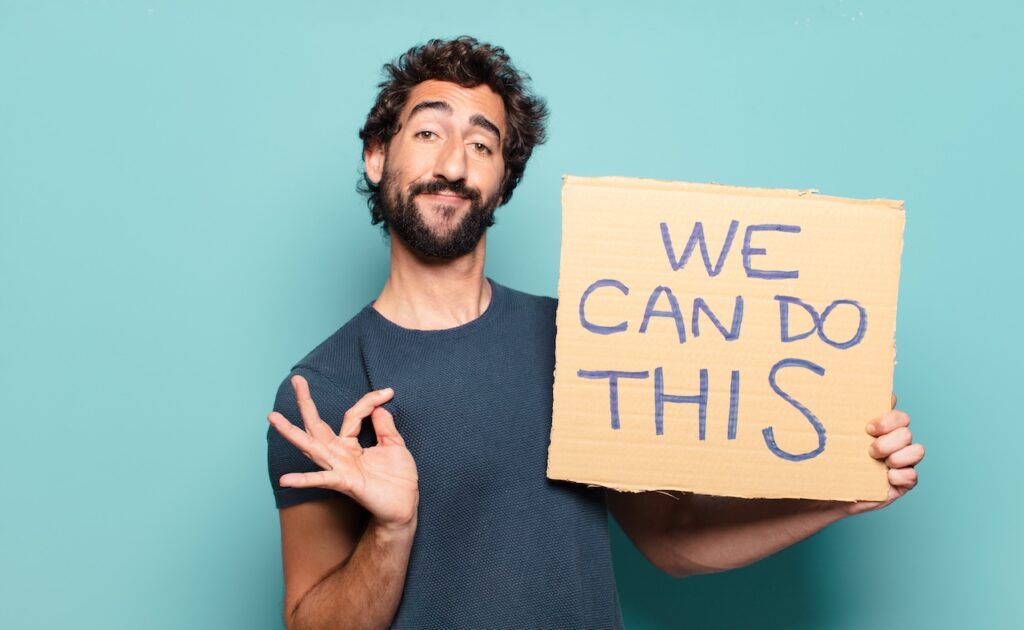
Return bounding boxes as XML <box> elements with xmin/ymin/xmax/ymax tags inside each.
<box><xmin>267</xmin><ymin>279</ymin><xmax>622</xmax><ymax>629</ymax></box>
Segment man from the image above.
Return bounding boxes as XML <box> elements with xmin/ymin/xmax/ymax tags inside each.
<box><xmin>267</xmin><ymin>37</ymin><xmax>924</xmax><ymax>629</ymax></box>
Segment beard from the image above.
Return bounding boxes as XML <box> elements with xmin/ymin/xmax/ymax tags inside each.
<box><xmin>380</xmin><ymin>166</ymin><xmax>501</xmax><ymax>260</ymax></box>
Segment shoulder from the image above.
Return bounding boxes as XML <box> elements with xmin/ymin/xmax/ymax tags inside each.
<box><xmin>492</xmin><ymin>279</ymin><xmax>557</xmax><ymax>322</ymax></box>
<box><xmin>288</xmin><ymin>307</ymin><xmax>374</xmax><ymax>393</ymax></box>
<box><xmin>489</xmin><ymin>280</ymin><xmax>558</xmax><ymax>344</ymax></box>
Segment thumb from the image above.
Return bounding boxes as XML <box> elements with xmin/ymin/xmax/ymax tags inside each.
<box><xmin>371</xmin><ymin>406</ymin><xmax>405</xmax><ymax>447</ymax></box>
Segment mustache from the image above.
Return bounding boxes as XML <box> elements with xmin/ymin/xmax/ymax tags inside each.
<box><xmin>409</xmin><ymin>179</ymin><xmax>482</xmax><ymax>203</ymax></box>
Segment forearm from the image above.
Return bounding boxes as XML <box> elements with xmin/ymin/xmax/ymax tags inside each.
<box><xmin>289</xmin><ymin>517</ymin><xmax>416</xmax><ymax>630</ymax></box>
<box><xmin>657</xmin><ymin>495</ymin><xmax>848</xmax><ymax>576</ymax></box>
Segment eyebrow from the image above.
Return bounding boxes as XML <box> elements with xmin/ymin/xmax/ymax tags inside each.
<box><xmin>469</xmin><ymin>114</ymin><xmax>501</xmax><ymax>141</ymax></box>
<box><xmin>407</xmin><ymin>100</ymin><xmax>502</xmax><ymax>141</ymax></box>
<box><xmin>408</xmin><ymin>100</ymin><xmax>452</xmax><ymax>118</ymax></box>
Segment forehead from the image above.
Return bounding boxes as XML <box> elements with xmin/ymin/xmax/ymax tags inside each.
<box><xmin>401</xmin><ymin>80</ymin><xmax>507</xmax><ymax>132</ymax></box>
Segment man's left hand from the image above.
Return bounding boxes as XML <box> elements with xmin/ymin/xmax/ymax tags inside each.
<box><xmin>846</xmin><ymin>393</ymin><xmax>925</xmax><ymax>515</ymax></box>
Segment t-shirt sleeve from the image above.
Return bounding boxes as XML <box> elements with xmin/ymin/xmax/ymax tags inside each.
<box><xmin>266</xmin><ymin>367</ymin><xmax>367</xmax><ymax>509</ymax></box>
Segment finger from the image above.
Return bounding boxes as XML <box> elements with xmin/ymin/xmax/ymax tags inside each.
<box><xmin>891</xmin><ymin>393</ymin><xmax>897</xmax><ymax>409</ymax></box>
<box><xmin>868</xmin><ymin>426</ymin><xmax>913</xmax><ymax>459</ymax></box>
<box><xmin>867</xmin><ymin>409</ymin><xmax>910</xmax><ymax>436</ymax></box>
<box><xmin>886</xmin><ymin>443</ymin><xmax>925</xmax><ymax>469</ymax></box>
<box><xmin>887</xmin><ymin>467</ymin><xmax>918</xmax><ymax>489</ymax></box>
<box><xmin>280</xmin><ymin>470</ymin><xmax>350</xmax><ymax>492</ymax></box>
<box><xmin>291</xmin><ymin>375</ymin><xmax>334</xmax><ymax>442</ymax></box>
<box><xmin>371</xmin><ymin>406</ymin><xmax>405</xmax><ymax>447</ymax></box>
<box><xmin>268</xmin><ymin>412</ymin><xmax>333</xmax><ymax>469</ymax></box>
<box><xmin>340</xmin><ymin>387</ymin><xmax>395</xmax><ymax>438</ymax></box>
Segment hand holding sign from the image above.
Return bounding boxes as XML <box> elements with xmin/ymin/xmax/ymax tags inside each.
<box><xmin>846</xmin><ymin>395</ymin><xmax>925</xmax><ymax>514</ymax></box>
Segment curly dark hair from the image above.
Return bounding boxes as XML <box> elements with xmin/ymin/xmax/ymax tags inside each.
<box><xmin>358</xmin><ymin>36</ymin><xmax>549</xmax><ymax>229</ymax></box>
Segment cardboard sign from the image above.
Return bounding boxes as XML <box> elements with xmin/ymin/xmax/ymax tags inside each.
<box><xmin>547</xmin><ymin>176</ymin><xmax>904</xmax><ymax>501</ymax></box>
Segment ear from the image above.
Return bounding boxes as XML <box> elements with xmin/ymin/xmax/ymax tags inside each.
<box><xmin>364</xmin><ymin>141</ymin><xmax>385</xmax><ymax>185</ymax></box>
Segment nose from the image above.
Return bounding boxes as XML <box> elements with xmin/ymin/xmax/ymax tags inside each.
<box><xmin>433</xmin><ymin>136</ymin><xmax>467</xmax><ymax>183</ymax></box>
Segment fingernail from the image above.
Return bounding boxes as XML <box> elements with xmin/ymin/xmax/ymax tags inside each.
<box><xmin>381</xmin><ymin>387</ymin><xmax>394</xmax><ymax>395</ymax></box>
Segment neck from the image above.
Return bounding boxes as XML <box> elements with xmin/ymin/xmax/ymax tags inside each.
<box><xmin>373</xmin><ymin>231</ymin><xmax>492</xmax><ymax>330</ymax></box>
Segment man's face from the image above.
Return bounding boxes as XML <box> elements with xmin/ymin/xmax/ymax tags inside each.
<box><xmin>365</xmin><ymin>80</ymin><xmax>507</xmax><ymax>259</ymax></box>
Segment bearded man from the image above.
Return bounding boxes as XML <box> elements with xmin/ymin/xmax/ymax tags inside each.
<box><xmin>267</xmin><ymin>36</ymin><xmax>924</xmax><ymax>629</ymax></box>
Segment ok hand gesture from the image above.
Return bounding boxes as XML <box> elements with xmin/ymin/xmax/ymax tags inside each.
<box><xmin>268</xmin><ymin>375</ymin><xmax>419</xmax><ymax>528</ymax></box>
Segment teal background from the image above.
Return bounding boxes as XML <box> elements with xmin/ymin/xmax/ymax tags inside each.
<box><xmin>1</xmin><ymin>1</ymin><xmax>1020</xmax><ymax>628</ymax></box>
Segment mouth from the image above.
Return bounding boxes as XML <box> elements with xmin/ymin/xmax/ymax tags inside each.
<box><xmin>417</xmin><ymin>192</ymin><xmax>469</xmax><ymax>204</ymax></box>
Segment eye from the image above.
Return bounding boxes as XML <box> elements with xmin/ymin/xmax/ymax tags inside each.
<box><xmin>470</xmin><ymin>142</ymin><xmax>493</xmax><ymax>156</ymax></box>
<box><xmin>415</xmin><ymin>130</ymin><xmax>437</xmax><ymax>140</ymax></box>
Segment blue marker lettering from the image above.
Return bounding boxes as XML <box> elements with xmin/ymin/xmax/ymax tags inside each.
<box><xmin>692</xmin><ymin>296</ymin><xmax>744</xmax><ymax>341</ymax></box>
<box><xmin>742</xmin><ymin>224</ymin><xmax>801</xmax><ymax>279</ymax></box>
<box><xmin>761</xmin><ymin>358</ymin><xmax>827</xmax><ymax>461</ymax></box>
<box><xmin>577</xmin><ymin>369</ymin><xmax>649</xmax><ymax>430</ymax></box>
<box><xmin>639</xmin><ymin>286</ymin><xmax>687</xmax><ymax>344</ymax></box>
<box><xmin>660</xmin><ymin>220</ymin><xmax>739</xmax><ymax>275</ymax></box>
<box><xmin>654</xmin><ymin>367</ymin><xmax>708</xmax><ymax>438</ymax></box>
<box><xmin>578</xmin><ymin>278</ymin><xmax>629</xmax><ymax>335</ymax></box>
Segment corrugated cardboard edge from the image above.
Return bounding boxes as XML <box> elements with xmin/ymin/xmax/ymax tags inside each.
<box><xmin>561</xmin><ymin>174</ymin><xmax>905</xmax><ymax>212</ymax></box>
<box><xmin>554</xmin><ymin>477</ymin><xmax>873</xmax><ymax>502</ymax></box>
<box><xmin>550</xmin><ymin>174</ymin><xmax>906</xmax><ymax>502</ymax></box>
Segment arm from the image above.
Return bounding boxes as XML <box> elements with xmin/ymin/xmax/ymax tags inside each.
<box><xmin>268</xmin><ymin>376</ymin><xmax>419</xmax><ymax>630</ymax></box>
<box><xmin>280</xmin><ymin>498</ymin><xmax>415</xmax><ymax>630</ymax></box>
<box><xmin>609</xmin><ymin>490</ymin><xmax>848</xmax><ymax>577</ymax></box>
<box><xmin>610</xmin><ymin>401</ymin><xmax>924</xmax><ymax>578</ymax></box>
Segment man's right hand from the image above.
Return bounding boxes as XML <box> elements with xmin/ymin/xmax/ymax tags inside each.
<box><xmin>268</xmin><ymin>375</ymin><xmax>419</xmax><ymax>529</ymax></box>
